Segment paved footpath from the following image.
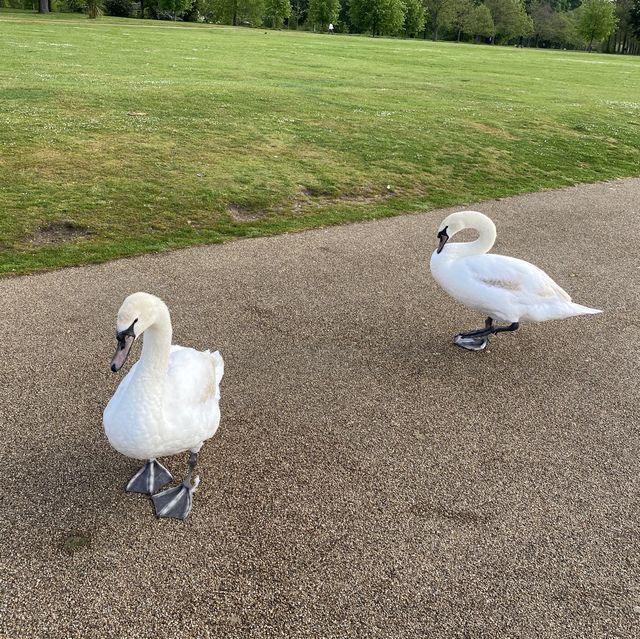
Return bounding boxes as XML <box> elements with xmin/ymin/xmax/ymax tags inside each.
<box><xmin>1</xmin><ymin>179</ymin><xmax>639</xmax><ymax>638</ymax></box>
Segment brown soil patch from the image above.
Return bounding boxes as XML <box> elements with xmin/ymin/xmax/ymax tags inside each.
<box><xmin>31</xmin><ymin>221</ymin><xmax>91</xmax><ymax>245</ymax></box>
<box><xmin>227</xmin><ymin>204</ymin><xmax>267</xmax><ymax>222</ymax></box>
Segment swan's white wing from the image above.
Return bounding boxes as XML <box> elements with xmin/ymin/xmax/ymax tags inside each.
<box><xmin>166</xmin><ymin>346</ymin><xmax>219</xmax><ymax>404</ymax></box>
<box><xmin>442</xmin><ymin>253</ymin><xmax>581</xmax><ymax>322</ymax></box>
<box><xmin>460</xmin><ymin>254</ymin><xmax>571</xmax><ymax>301</ymax></box>
<box><xmin>162</xmin><ymin>346</ymin><xmax>223</xmax><ymax>452</ymax></box>
<box><xmin>210</xmin><ymin>350</ymin><xmax>224</xmax><ymax>400</ymax></box>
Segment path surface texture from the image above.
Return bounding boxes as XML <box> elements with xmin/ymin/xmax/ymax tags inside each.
<box><xmin>1</xmin><ymin>179</ymin><xmax>639</xmax><ymax>639</ymax></box>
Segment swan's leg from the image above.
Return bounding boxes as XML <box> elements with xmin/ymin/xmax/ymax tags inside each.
<box><xmin>454</xmin><ymin>317</ymin><xmax>493</xmax><ymax>351</ymax></box>
<box><xmin>458</xmin><ymin>317</ymin><xmax>494</xmax><ymax>338</ymax></box>
<box><xmin>491</xmin><ymin>321</ymin><xmax>519</xmax><ymax>335</ymax></box>
<box><xmin>454</xmin><ymin>319</ymin><xmax>519</xmax><ymax>351</ymax></box>
<box><xmin>151</xmin><ymin>452</ymin><xmax>200</xmax><ymax>520</ymax></box>
<box><xmin>126</xmin><ymin>458</ymin><xmax>173</xmax><ymax>494</ymax></box>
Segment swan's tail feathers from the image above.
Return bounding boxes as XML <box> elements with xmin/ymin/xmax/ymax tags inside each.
<box><xmin>570</xmin><ymin>303</ymin><xmax>602</xmax><ymax>316</ymax></box>
<box><xmin>211</xmin><ymin>350</ymin><xmax>224</xmax><ymax>383</ymax></box>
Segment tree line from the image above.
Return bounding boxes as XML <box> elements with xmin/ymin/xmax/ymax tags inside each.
<box><xmin>5</xmin><ymin>0</ymin><xmax>640</xmax><ymax>53</ymax></box>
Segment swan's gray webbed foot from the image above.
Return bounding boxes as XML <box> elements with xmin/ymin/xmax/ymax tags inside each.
<box><xmin>151</xmin><ymin>452</ymin><xmax>200</xmax><ymax>520</ymax></box>
<box><xmin>126</xmin><ymin>458</ymin><xmax>173</xmax><ymax>494</ymax></box>
<box><xmin>454</xmin><ymin>317</ymin><xmax>519</xmax><ymax>351</ymax></box>
<box><xmin>151</xmin><ymin>475</ymin><xmax>200</xmax><ymax>520</ymax></box>
<box><xmin>454</xmin><ymin>334</ymin><xmax>489</xmax><ymax>351</ymax></box>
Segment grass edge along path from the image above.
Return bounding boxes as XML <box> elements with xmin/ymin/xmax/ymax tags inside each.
<box><xmin>1</xmin><ymin>10</ymin><xmax>640</xmax><ymax>276</ymax></box>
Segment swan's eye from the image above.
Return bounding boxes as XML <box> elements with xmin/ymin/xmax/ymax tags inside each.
<box><xmin>116</xmin><ymin>318</ymin><xmax>138</xmax><ymax>341</ymax></box>
<box><xmin>437</xmin><ymin>226</ymin><xmax>448</xmax><ymax>239</ymax></box>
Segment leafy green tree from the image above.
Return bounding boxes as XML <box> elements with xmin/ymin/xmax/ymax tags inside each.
<box><xmin>213</xmin><ymin>0</ymin><xmax>265</xmax><ymax>25</ymax></box>
<box><xmin>349</xmin><ymin>0</ymin><xmax>406</xmax><ymax>36</ymax></box>
<box><xmin>607</xmin><ymin>0</ymin><xmax>638</xmax><ymax>52</ymax></box>
<box><xmin>158</xmin><ymin>0</ymin><xmax>192</xmax><ymax>18</ymax></box>
<box><xmin>423</xmin><ymin>0</ymin><xmax>451</xmax><ymax>40</ymax></box>
<box><xmin>631</xmin><ymin>0</ymin><xmax>640</xmax><ymax>36</ymax></box>
<box><xmin>463</xmin><ymin>3</ymin><xmax>495</xmax><ymax>39</ymax></box>
<box><xmin>577</xmin><ymin>0</ymin><xmax>618</xmax><ymax>49</ymax></box>
<box><xmin>485</xmin><ymin>0</ymin><xmax>532</xmax><ymax>42</ymax></box>
<box><xmin>57</xmin><ymin>0</ymin><xmax>86</xmax><ymax>11</ymax></box>
<box><xmin>264</xmin><ymin>0</ymin><xmax>291</xmax><ymax>26</ymax></box>
<box><xmin>309</xmin><ymin>0</ymin><xmax>340</xmax><ymax>29</ymax></box>
<box><xmin>86</xmin><ymin>0</ymin><xmax>104</xmax><ymax>17</ymax></box>
<box><xmin>291</xmin><ymin>0</ymin><xmax>310</xmax><ymax>27</ymax></box>
<box><xmin>530</xmin><ymin>0</ymin><xmax>567</xmax><ymax>45</ymax></box>
<box><xmin>447</xmin><ymin>0</ymin><xmax>474</xmax><ymax>40</ymax></box>
<box><xmin>104</xmin><ymin>0</ymin><xmax>133</xmax><ymax>15</ymax></box>
<box><xmin>404</xmin><ymin>0</ymin><xmax>426</xmax><ymax>35</ymax></box>
<box><xmin>338</xmin><ymin>0</ymin><xmax>353</xmax><ymax>30</ymax></box>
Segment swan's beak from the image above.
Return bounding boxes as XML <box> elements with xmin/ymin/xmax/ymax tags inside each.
<box><xmin>436</xmin><ymin>227</ymin><xmax>449</xmax><ymax>254</ymax></box>
<box><xmin>110</xmin><ymin>319</ymin><xmax>137</xmax><ymax>372</ymax></box>
<box><xmin>111</xmin><ymin>334</ymin><xmax>134</xmax><ymax>372</ymax></box>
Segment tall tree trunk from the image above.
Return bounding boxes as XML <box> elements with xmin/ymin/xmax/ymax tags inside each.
<box><xmin>140</xmin><ymin>0</ymin><xmax>144</xmax><ymax>17</ymax></box>
<box><xmin>605</xmin><ymin>33</ymin><xmax>612</xmax><ymax>53</ymax></box>
<box><xmin>39</xmin><ymin>0</ymin><xmax>49</xmax><ymax>12</ymax></box>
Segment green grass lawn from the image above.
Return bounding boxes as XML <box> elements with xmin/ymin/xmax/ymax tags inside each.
<box><xmin>1</xmin><ymin>10</ymin><xmax>640</xmax><ymax>276</ymax></box>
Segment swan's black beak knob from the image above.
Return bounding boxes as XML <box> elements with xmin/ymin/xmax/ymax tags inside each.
<box><xmin>436</xmin><ymin>227</ymin><xmax>449</xmax><ymax>254</ymax></box>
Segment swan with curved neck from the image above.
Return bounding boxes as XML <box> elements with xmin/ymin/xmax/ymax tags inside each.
<box><xmin>430</xmin><ymin>211</ymin><xmax>601</xmax><ymax>351</ymax></box>
<box><xmin>103</xmin><ymin>292</ymin><xmax>224</xmax><ymax>519</ymax></box>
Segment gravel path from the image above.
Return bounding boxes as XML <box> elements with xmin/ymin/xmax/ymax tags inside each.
<box><xmin>1</xmin><ymin>179</ymin><xmax>639</xmax><ymax>638</ymax></box>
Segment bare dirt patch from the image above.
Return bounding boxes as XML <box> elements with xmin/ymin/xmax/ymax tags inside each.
<box><xmin>339</xmin><ymin>186</ymin><xmax>395</xmax><ymax>203</ymax></box>
<box><xmin>227</xmin><ymin>204</ymin><xmax>267</xmax><ymax>222</ymax></box>
<box><xmin>31</xmin><ymin>220</ymin><xmax>91</xmax><ymax>245</ymax></box>
<box><xmin>299</xmin><ymin>186</ymin><xmax>317</xmax><ymax>197</ymax></box>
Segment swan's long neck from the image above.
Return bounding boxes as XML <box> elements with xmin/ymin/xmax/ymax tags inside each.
<box><xmin>449</xmin><ymin>215</ymin><xmax>496</xmax><ymax>258</ymax></box>
<box><xmin>137</xmin><ymin>307</ymin><xmax>172</xmax><ymax>379</ymax></box>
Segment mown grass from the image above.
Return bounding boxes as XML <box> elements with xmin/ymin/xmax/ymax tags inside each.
<box><xmin>1</xmin><ymin>10</ymin><xmax>640</xmax><ymax>275</ymax></box>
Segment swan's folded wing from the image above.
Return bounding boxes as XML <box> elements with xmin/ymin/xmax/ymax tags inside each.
<box><xmin>461</xmin><ymin>254</ymin><xmax>571</xmax><ymax>301</ymax></box>
<box><xmin>166</xmin><ymin>346</ymin><xmax>220</xmax><ymax>408</ymax></box>
<box><xmin>211</xmin><ymin>350</ymin><xmax>224</xmax><ymax>394</ymax></box>
<box><xmin>161</xmin><ymin>346</ymin><xmax>222</xmax><ymax>447</ymax></box>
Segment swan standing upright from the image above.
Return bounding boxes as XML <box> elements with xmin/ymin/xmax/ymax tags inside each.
<box><xmin>103</xmin><ymin>292</ymin><xmax>224</xmax><ymax>519</ymax></box>
<box><xmin>430</xmin><ymin>211</ymin><xmax>601</xmax><ymax>351</ymax></box>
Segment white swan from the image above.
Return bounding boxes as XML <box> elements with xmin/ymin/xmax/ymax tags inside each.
<box><xmin>103</xmin><ymin>292</ymin><xmax>224</xmax><ymax>519</ymax></box>
<box><xmin>430</xmin><ymin>211</ymin><xmax>601</xmax><ymax>350</ymax></box>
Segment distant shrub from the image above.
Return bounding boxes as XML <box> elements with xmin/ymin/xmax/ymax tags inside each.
<box><xmin>86</xmin><ymin>0</ymin><xmax>103</xmax><ymax>17</ymax></box>
<box><xmin>104</xmin><ymin>0</ymin><xmax>132</xmax><ymax>16</ymax></box>
<box><xmin>58</xmin><ymin>0</ymin><xmax>85</xmax><ymax>10</ymax></box>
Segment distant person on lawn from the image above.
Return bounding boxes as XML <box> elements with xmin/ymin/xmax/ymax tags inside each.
<box><xmin>328</xmin><ymin>23</ymin><xmax>334</xmax><ymax>34</ymax></box>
